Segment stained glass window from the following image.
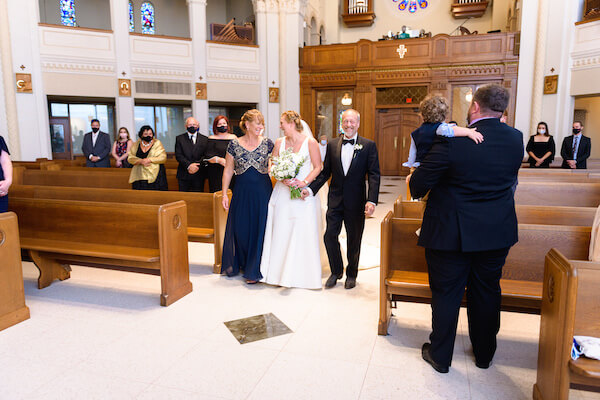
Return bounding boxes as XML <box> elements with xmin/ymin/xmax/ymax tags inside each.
<box><xmin>141</xmin><ymin>2</ymin><xmax>155</xmax><ymax>35</ymax></box>
<box><xmin>393</xmin><ymin>0</ymin><xmax>428</xmax><ymax>13</ymax></box>
<box><xmin>60</xmin><ymin>0</ymin><xmax>76</xmax><ymax>27</ymax></box>
<box><xmin>129</xmin><ymin>1</ymin><xmax>134</xmax><ymax>32</ymax></box>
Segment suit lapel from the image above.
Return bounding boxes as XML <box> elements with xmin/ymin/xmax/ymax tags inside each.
<box><xmin>336</xmin><ymin>137</ymin><xmax>344</xmax><ymax>176</ymax></box>
<box><xmin>346</xmin><ymin>136</ymin><xmax>361</xmax><ymax>176</ymax></box>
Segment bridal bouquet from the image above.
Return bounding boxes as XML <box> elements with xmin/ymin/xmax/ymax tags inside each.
<box><xmin>271</xmin><ymin>149</ymin><xmax>307</xmax><ymax>199</ymax></box>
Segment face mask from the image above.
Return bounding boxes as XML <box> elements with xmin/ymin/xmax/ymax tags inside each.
<box><xmin>538</xmin><ymin>129</ymin><xmax>546</xmax><ymax>134</ymax></box>
<box><xmin>187</xmin><ymin>126</ymin><xmax>197</xmax><ymax>134</ymax></box>
<box><xmin>320</xmin><ymin>140</ymin><xmax>327</xmax><ymax>145</ymax></box>
<box><xmin>91</xmin><ymin>127</ymin><xmax>99</xmax><ymax>133</ymax></box>
<box><xmin>573</xmin><ymin>128</ymin><xmax>581</xmax><ymax>134</ymax></box>
<box><xmin>141</xmin><ymin>135</ymin><xmax>153</xmax><ymax>142</ymax></box>
<box><xmin>119</xmin><ymin>133</ymin><xmax>128</xmax><ymax>139</ymax></box>
<box><xmin>216</xmin><ymin>126</ymin><xmax>228</xmax><ymax>133</ymax></box>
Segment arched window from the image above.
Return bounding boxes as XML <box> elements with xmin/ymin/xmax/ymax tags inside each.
<box><xmin>129</xmin><ymin>1</ymin><xmax>134</xmax><ymax>32</ymax></box>
<box><xmin>60</xmin><ymin>0</ymin><xmax>76</xmax><ymax>27</ymax></box>
<box><xmin>141</xmin><ymin>2</ymin><xmax>155</xmax><ymax>35</ymax></box>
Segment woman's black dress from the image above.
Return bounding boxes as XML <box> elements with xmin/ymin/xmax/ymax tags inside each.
<box><xmin>206</xmin><ymin>138</ymin><xmax>234</xmax><ymax>192</ymax></box>
<box><xmin>131</xmin><ymin>144</ymin><xmax>168</xmax><ymax>191</ymax></box>
<box><xmin>526</xmin><ymin>135</ymin><xmax>555</xmax><ymax>168</ymax></box>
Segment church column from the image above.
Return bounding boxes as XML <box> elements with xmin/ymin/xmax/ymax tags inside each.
<box><xmin>529</xmin><ymin>0</ymin><xmax>550</xmax><ymax>136</ymax></box>
<box><xmin>254</xmin><ymin>0</ymin><xmax>280</xmax><ymax>140</ymax></box>
<box><xmin>5</xmin><ymin>0</ymin><xmax>50</xmax><ymax>160</ymax></box>
<box><xmin>278</xmin><ymin>0</ymin><xmax>306</xmax><ymax>117</ymax></box>
<box><xmin>188</xmin><ymin>0</ymin><xmax>209</xmax><ymax>134</ymax></box>
<box><xmin>0</xmin><ymin>0</ymin><xmax>20</xmax><ymax>158</ymax></box>
<box><xmin>110</xmin><ymin>0</ymin><xmax>135</xmax><ymax>134</ymax></box>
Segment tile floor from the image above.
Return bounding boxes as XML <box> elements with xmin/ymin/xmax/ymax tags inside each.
<box><xmin>1</xmin><ymin>177</ymin><xmax>598</xmax><ymax>399</ymax></box>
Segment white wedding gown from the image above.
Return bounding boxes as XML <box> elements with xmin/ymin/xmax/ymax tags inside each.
<box><xmin>260</xmin><ymin>137</ymin><xmax>323</xmax><ymax>289</ymax></box>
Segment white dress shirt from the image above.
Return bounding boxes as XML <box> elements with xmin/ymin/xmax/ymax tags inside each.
<box><xmin>189</xmin><ymin>133</ymin><xmax>196</xmax><ymax>145</ymax></box>
<box><xmin>341</xmin><ymin>135</ymin><xmax>357</xmax><ymax>175</ymax></box>
<box><xmin>319</xmin><ymin>143</ymin><xmax>327</xmax><ymax>162</ymax></box>
<box><xmin>91</xmin><ymin>132</ymin><xmax>99</xmax><ymax>147</ymax></box>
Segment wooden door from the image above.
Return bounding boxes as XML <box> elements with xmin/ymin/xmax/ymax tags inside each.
<box><xmin>376</xmin><ymin>109</ymin><xmax>421</xmax><ymax>175</ymax></box>
<box><xmin>49</xmin><ymin>117</ymin><xmax>72</xmax><ymax>160</ymax></box>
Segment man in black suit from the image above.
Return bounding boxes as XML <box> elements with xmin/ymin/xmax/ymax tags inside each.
<box><xmin>560</xmin><ymin>121</ymin><xmax>591</xmax><ymax>169</ymax></box>
<box><xmin>302</xmin><ymin>109</ymin><xmax>380</xmax><ymax>289</ymax></box>
<box><xmin>81</xmin><ymin>119</ymin><xmax>111</xmax><ymax>167</ymax></box>
<box><xmin>175</xmin><ymin>117</ymin><xmax>208</xmax><ymax>192</ymax></box>
<box><xmin>409</xmin><ymin>84</ymin><xmax>523</xmax><ymax>373</ymax></box>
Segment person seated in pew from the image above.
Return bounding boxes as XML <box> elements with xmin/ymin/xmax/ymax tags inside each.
<box><xmin>111</xmin><ymin>127</ymin><xmax>133</xmax><ymax>168</ymax></box>
<box><xmin>526</xmin><ymin>122</ymin><xmax>555</xmax><ymax>168</ymax></box>
<box><xmin>0</xmin><ymin>135</ymin><xmax>12</xmax><ymax>213</ymax></box>
<box><xmin>128</xmin><ymin>125</ymin><xmax>168</xmax><ymax>191</ymax></box>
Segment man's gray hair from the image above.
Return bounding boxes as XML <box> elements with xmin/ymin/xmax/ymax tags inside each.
<box><xmin>342</xmin><ymin>109</ymin><xmax>360</xmax><ymax>123</ymax></box>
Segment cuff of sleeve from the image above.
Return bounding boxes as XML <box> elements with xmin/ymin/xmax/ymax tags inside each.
<box><xmin>89</xmin><ymin>154</ymin><xmax>94</xmax><ymax>160</ymax></box>
<box><xmin>367</xmin><ymin>201</ymin><xmax>376</xmax><ymax>207</ymax></box>
<box><xmin>306</xmin><ymin>187</ymin><xmax>314</xmax><ymax>197</ymax></box>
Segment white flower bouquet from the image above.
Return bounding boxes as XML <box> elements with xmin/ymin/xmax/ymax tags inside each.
<box><xmin>271</xmin><ymin>149</ymin><xmax>307</xmax><ymax>199</ymax></box>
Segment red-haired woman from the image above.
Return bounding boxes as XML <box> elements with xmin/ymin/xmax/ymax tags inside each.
<box><xmin>206</xmin><ymin>115</ymin><xmax>237</xmax><ymax>192</ymax></box>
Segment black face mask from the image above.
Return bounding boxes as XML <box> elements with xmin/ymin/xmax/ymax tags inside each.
<box><xmin>216</xmin><ymin>126</ymin><xmax>228</xmax><ymax>133</ymax></box>
<box><xmin>141</xmin><ymin>135</ymin><xmax>153</xmax><ymax>142</ymax></box>
<box><xmin>187</xmin><ymin>126</ymin><xmax>197</xmax><ymax>134</ymax></box>
<box><xmin>91</xmin><ymin>127</ymin><xmax>99</xmax><ymax>133</ymax></box>
<box><xmin>573</xmin><ymin>128</ymin><xmax>582</xmax><ymax>134</ymax></box>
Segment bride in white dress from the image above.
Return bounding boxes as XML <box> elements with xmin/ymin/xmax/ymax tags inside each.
<box><xmin>260</xmin><ymin>111</ymin><xmax>324</xmax><ymax>289</ymax></box>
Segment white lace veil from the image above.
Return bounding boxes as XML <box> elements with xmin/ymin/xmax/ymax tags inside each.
<box><xmin>300</xmin><ymin>119</ymin><xmax>314</xmax><ymax>139</ymax></box>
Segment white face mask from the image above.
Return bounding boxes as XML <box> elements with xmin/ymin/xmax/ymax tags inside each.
<box><xmin>320</xmin><ymin>140</ymin><xmax>327</xmax><ymax>145</ymax></box>
<box><xmin>538</xmin><ymin>129</ymin><xmax>546</xmax><ymax>134</ymax></box>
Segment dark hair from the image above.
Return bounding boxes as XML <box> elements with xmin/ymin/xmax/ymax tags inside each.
<box><xmin>91</xmin><ymin>119</ymin><xmax>100</xmax><ymax>125</ymax></box>
<box><xmin>473</xmin><ymin>84</ymin><xmax>510</xmax><ymax>115</ymax></box>
<box><xmin>574</xmin><ymin>120</ymin><xmax>584</xmax><ymax>127</ymax></box>
<box><xmin>536</xmin><ymin>121</ymin><xmax>550</xmax><ymax>137</ymax></box>
<box><xmin>212</xmin><ymin>115</ymin><xmax>230</xmax><ymax>134</ymax></box>
<box><xmin>138</xmin><ymin>125</ymin><xmax>154</xmax><ymax>138</ymax></box>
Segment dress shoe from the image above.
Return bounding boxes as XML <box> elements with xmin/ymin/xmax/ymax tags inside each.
<box><xmin>421</xmin><ymin>343</ymin><xmax>449</xmax><ymax>373</ymax></box>
<box><xmin>475</xmin><ymin>360</ymin><xmax>491</xmax><ymax>369</ymax></box>
<box><xmin>325</xmin><ymin>274</ymin><xmax>340</xmax><ymax>288</ymax></box>
<box><xmin>344</xmin><ymin>277</ymin><xmax>356</xmax><ymax>289</ymax></box>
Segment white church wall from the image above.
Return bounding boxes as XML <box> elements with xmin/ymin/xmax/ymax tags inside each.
<box><xmin>39</xmin><ymin>0</ymin><xmax>112</xmax><ymax>30</ymax></box>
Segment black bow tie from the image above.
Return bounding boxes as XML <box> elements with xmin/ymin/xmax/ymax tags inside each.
<box><xmin>342</xmin><ymin>139</ymin><xmax>355</xmax><ymax>146</ymax></box>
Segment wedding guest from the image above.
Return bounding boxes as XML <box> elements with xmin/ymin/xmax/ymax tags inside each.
<box><xmin>128</xmin><ymin>125</ymin><xmax>168</xmax><ymax>191</ymax></box>
<box><xmin>319</xmin><ymin>135</ymin><xmax>328</xmax><ymax>162</ymax></box>
<box><xmin>82</xmin><ymin>119</ymin><xmax>111</xmax><ymax>167</ymax></box>
<box><xmin>175</xmin><ymin>117</ymin><xmax>208</xmax><ymax>192</ymax></box>
<box><xmin>0</xmin><ymin>135</ymin><xmax>12</xmax><ymax>213</ymax></box>
<box><xmin>111</xmin><ymin>127</ymin><xmax>133</xmax><ymax>168</ymax></box>
<box><xmin>561</xmin><ymin>121</ymin><xmax>591</xmax><ymax>169</ymax></box>
<box><xmin>221</xmin><ymin>109</ymin><xmax>274</xmax><ymax>284</ymax></box>
<box><xmin>526</xmin><ymin>122</ymin><xmax>555</xmax><ymax>168</ymax></box>
<box><xmin>205</xmin><ymin>115</ymin><xmax>237</xmax><ymax>192</ymax></box>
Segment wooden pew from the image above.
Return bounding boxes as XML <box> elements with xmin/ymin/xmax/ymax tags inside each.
<box><xmin>0</xmin><ymin>212</ymin><xmax>30</xmax><ymax>331</ymax></box>
<box><xmin>12</xmin><ymin>168</ymin><xmax>180</xmax><ymax>192</ymax></box>
<box><xmin>515</xmin><ymin>182</ymin><xmax>600</xmax><ymax>207</ymax></box>
<box><xmin>10</xmin><ymin>185</ymin><xmax>230</xmax><ymax>273</ymax></box>
<box><xmin>533</xmin><ymin>249</ymin><xmax>600</xmax><ymax>400</ymax></box>
<box><xmin>379</xmin><ymin>212</ymin><xmax>591</xmax><ymax>335</ymax></box>
<box><xmin>8</xmin><ymin>197</ymin><xmax>192</xmax><ymax>306</ymax></box>
<box><xmin>394</xmin><ymin>199</ymin><xmax>597</xmax><ymax>227</ymax></box>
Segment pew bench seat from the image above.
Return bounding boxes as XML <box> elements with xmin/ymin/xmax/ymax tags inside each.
<box><xmin>570</xmin><ymin>358</ymin><xmax>600</xmax><ymax>380</ymax></box>
<box><xmin>187</xmin><ymin>227</ymin><xmax>214</xmax><ymax>242</ymax></box>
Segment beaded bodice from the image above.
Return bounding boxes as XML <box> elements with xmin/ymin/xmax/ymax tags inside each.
<box><xmin>227</xmin><ymin>137</ymin><xmax>274</xmax><ymax>175</ymax></box>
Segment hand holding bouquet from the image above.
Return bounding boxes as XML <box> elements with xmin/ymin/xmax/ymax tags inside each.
<box><xmin>271</xmin><ymin>149</ymin><xmax>307</xmax><ymax>199</ymax></box>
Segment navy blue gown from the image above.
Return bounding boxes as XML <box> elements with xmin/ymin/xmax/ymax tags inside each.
<box><xmin>222</xmin><ymin>137</ymin><xmax>274</xmax><ymax>281</ymax></box>
<box><xmin>0</xmin><ymin>136</ymin><xmax>9</xmax><ymax>213</ymax></box>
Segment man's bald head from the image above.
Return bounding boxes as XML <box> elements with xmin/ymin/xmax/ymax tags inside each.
<box><xmin>185</xmin><ymin>117</ymin><xmax>199</xmax><ymax>128</ymax></box>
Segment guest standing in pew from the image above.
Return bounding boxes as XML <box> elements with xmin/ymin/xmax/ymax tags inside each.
<box><xmin>561</xmin><ymin>121</ymin><xmax>591</xmax><ymax>169</ymax></box>
<box><xmin>111</xmin><ymin>127</ymin><xmax>133</xmax><ymax>168</ymax></box>
<box><xmin>221</xmin><ymin>109</ymin><xmax>274</xmax><ymax>284</ymax></box>
<box><xmin>82</xmin><ymin>119</ymin><xmax>111</xmax><ymax>168</ymax></box>
<box><xmin>526</xmin><ymin>122</ymin><xmax>555</xmax><ymax>168</ymax></box>
<box><xmin>205</xmin><ymin>115</ymin><xmax>237</xmax><ymax>192</ymax></box>
<box><xmin>409</xmin><ymin>84</ymin><xmax>524</xmax><ymax>374</ymax></box>
<box><xmin>175</xmin><ymin>117</ymin><xmax>208</xmax><ymax>192</ymax></box>
<box><xmin>128</xmin><ymin>126</ymin><xmax>168</xmax><ymax>191</ymax></box>
<box><xmin>0</xmin><ymin>135</ymin><xmax>12</xmax><ymax>213</ymax></box>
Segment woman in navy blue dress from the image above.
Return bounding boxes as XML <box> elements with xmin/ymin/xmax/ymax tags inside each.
<box><xmin>221</xmin><ymin>109</ymin><xmax>274</xmax><ymax>283</ymax></box>
<box><xmin>0</xmin><ymin>136</ymin><xmax>12</xmax><ymax>213</ymax></box>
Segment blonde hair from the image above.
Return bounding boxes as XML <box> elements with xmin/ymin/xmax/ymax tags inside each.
<box><xmin>239</xmin><ymin>109</ymin><xmax>265</xmax><ymax>133</ymax></box>
<box><xmin>116</xmin><ymin>127</ymin><xmax>130</xmax><ymax>141</ymax></box>
<box><xmin>281</xmin><ymin>110</ymin><xmax>304</xmax><ymax>132</ymax></box>
<box><xmin>419</xmin><ymin>95</ymin><xmax>449</xmax><ymax>124</ymax></box>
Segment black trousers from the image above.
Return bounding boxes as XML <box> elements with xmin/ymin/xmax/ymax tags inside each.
<box><xmin>425</xmin><ymin>247</ymin><xmax>510</xmax><ymax>367</ymax></box>
<box><xmin>324</xmin><ymin>207</ymin><xmax>365</xmax><ymax>279</ymax></box>
<box><xmin>178</xmin><ymin>174</ymin><xmax>205</xmax><ymax>192</ymax></box>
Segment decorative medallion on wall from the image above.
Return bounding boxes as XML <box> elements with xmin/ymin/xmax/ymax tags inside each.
<box><xmin>392</xmin><ymin>0</ymin><xmax>428</xmax><ymax>13</ymax></box>
<box><xmin>195</xmin><ymin>83</ymin><xmax>207</xmax><ymax>100</ymax></box>
<box><xmin>269</xmin><ymin>87</ymin><xmax>279</xmax><ymax>103</ymax></box>
<box><xmin>543</xmin><ymin>75</ymin><xmax>558</xmax><ymax>95</ymax></box>
<box><xmin>119</xmin><ymin>79</ymin><xmax>131</xmax><ymax>96</ymax></box>
<box><xmin>15</xmin><ymin>74</ymin><xmax>32</xmax><ymax>93</ymax></box>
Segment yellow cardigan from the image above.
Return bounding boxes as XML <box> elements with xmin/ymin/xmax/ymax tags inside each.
<box><xmin>128</xmin><ymin>139</ymin><xmax>167</xmax><ymax>184</ymax></box>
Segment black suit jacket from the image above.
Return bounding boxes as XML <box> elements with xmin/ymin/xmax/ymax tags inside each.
<box><xmin>82</xmin><ymin>131</ymin><xmax>111</xmax><ymax>167</ymax></box>
<box><xmin>175</xmin><ymin>132</ymin><xmax>209</xmax><ymax>180</ymax></box>
<box><xmin>560</xmin><ymin>135</ymin><xmax>591</xmax><ymax>169</ymax></box>
<box><xmin>409</xmin><ymin>118</ymin><xmax>523</xmax><ymax>252</ymax></box>
<box><xmin>309</xmin><ymin>135</ymin><xmax>380</xmax><ymax>212</ymax></box>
